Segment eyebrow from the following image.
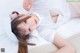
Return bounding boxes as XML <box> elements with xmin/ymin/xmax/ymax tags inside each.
<box><xmin>24</xmin><ymin>20</ymin><xmax>27</xmax><ymax>23</ymax></box>
<box><xmin>29</xmin><ymin>28</ymin><xmax>31</xmax><ymax>32</ymax></box>
<box><xmin>11</xmin><ymin>16</ymin><xmax>31</xmax><ymax>30</ymax></box>
<box><xmin>14</xmin><ymin>16</ymin><xmax>31</xmax><ymax>25</ymax></box>
<box><xmin>17</xmin><ymin>16</ymin><xmax>31</xmax><ymax>24</ymax></box>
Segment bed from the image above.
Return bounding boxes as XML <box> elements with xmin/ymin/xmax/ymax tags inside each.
<box><xmin>0</xmin><ymin>0</ymin><xmax>80</xmax><ymax>53</ymax></box>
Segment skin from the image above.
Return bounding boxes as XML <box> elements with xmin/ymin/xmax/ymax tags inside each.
<box><xmin>17</xmin><ymin>14</ymin><xmax>39</xmax><ymax>36</ymax></box>
<box><xmin>23</xmin><ymin>0</ymin><xmax>33</xmax><ymax>11</ymax></box>
<box><xmin>18</xmin><ymin>0</ymin><xmax>76</xmax><ymax>53</ymax></box>
<box><xmin>50</xmin><ymin>10</ymin><xmax>59</xmax><ymax>23</ymax></box>
<box><xmin>18</xmin><ymin>14</ymin><xmax>76</xmax><ymax>53</ymax></box>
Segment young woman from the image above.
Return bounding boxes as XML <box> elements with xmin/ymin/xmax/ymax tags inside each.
<box><xmin>11</xmin><ymin>0</ymin><xmax>76</xmax><ymax>53</ymax></box>
<box><xmin>11</xmin><ymin>12</ymin><xmax>76</xmax><ymax>53</ymax></box>
<box><xmin>22</xmin><ymin>0</ymin><xmax>76</xmax><ymax>53</ymax></box>
<box><xmin>11</xmin><ymin>11</ymin><xmax>40</xmax><ymax>53</ymax></box>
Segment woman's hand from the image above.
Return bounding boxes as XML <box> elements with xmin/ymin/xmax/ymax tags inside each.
<box><xmin>23</xmin><ymin>0</ymin><xmax>33</xmax><ymax>11</ymax></box>
<box><xmin>18</xmin><ymin>14</ymin><xmax>31</xmax><ymax>22</ymax></box>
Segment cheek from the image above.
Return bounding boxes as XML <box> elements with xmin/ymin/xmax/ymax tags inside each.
<box><xmin>18</xmin><ymin>29</ymin><xmax>26</xmax><ymax>36</ymax></box>
<box><xmin>30</xmin><ymin>25</ymin><xmax>37</xmax><ymax>32</ymax></box>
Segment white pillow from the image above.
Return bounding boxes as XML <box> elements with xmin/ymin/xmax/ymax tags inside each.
<box><xmin>0</xmin><ymin>0</ymin><xmax>27</xmax><ymax>42</ymax></box>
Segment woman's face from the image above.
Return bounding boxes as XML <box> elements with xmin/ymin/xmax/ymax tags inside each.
<box><xmin>23</xmin><ymin>0</ymin><xmax>33</xmax><ymax>11</ymax></box>
<box><xmin>17</xmin><ymin>14</ymin><xmax>39</xmax><ymax>36</ymax></box>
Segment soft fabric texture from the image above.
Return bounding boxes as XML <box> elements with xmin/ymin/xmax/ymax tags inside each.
<box><xmin>0</xmin><ymin>0</ymin><xmax>80</xmax><ymax>53</ymax></box>
<box><xmin>0</xmin><ymin>0</ymin><xmax>22</xmax><ymax>53</ymax></box>
<box><xmin>28</xmin><ymin>0</ymin><xmax>71</xmax><ymax>42</ymax></box>
<box><xmin>57</xmin><ymin>18</ymin><xmax>80</xmax><ymax>39</ymax></box>
<box><xmin>0</xmin><ymin>0</ymin><xmax>25</xmax><ymax>42</ymax></box>
<box><xmin>0</xmin><ymin>0</ymin><xmax>71</xmax><ymax>43</ymax></box>
<box><xmin>0</xmin><ymin>0</ymin><xmax>50</xmax><ymax>53</ymax></box>
<box><xmin>28</xmin><ymin>30</ymin><xmax>39</xmax><ymax>44</ymax></box>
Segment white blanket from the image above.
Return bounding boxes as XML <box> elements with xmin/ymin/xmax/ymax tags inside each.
<box><xmin>57</xmin><ymin>18</ymin><xmax>80</xmax><ymax>39</ymax></box>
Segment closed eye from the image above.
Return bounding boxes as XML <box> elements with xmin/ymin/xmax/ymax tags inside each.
<box><xmin>24</xmin><ymin>20</ymin><xmax>26</xmax><ymax>23</ymax></box>
<box><xmin>29</xmin><ymin>28</ymin><xmax>31</xmax><ymax>32</ymax></box>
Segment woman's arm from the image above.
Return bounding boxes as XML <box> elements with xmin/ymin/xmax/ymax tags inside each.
<box><xmin>53</xmin><ymin>34</ymin><xmax>76</xmax><ymax>53</ymax></box>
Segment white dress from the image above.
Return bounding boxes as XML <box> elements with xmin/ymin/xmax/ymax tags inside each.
<box><xmin>28</xmin><ymin>0</ymin><xmax>71</xmax><ymax>42</ymax></box>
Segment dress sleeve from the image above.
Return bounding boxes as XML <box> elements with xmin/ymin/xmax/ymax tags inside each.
<box><xmin>28</xmin><ymin>29</ymin><xmax>40</xmax><ymax>44</ymax></box>
<box><xmin>49</xmin><ymin>0</ymin><xmax>71</xmax><ymax>28</ymax></box>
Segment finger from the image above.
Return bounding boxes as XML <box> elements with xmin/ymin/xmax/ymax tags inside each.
<box><xmin>18</xmin><ymin>15</ymin><xmax>31</xmax><ymax>21</ymax></box>
<box><xmin>18</xmin><ymin>14</ymin><xmax>25</xmax><ymax>17</ymax></box>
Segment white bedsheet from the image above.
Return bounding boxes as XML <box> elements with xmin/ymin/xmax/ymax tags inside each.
<box><xmin>0</xmin><ymin>32</ymin><xmax>50</xmax><ymax>53</ymax></box>
<box><xmin>57</xmin><ymin>18</ymin><xmax>80</xmax><ymax>39</ymax></box>
<box><xmin>28</xmin><ymin>36</ymin><xmax>50</xmax><ymax>49</ymax></box>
